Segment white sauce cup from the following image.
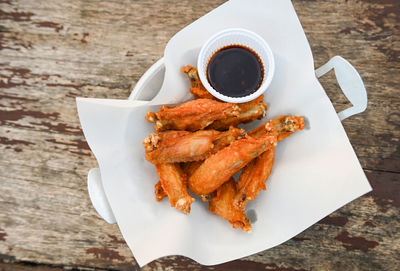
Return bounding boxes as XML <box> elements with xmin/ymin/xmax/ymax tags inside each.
<box><xmin>197</xmin><ymin>28</ymin><xmax>275</xmax><ymax>103</ymax></box>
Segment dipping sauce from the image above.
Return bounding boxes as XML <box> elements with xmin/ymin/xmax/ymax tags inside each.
<box><xmin>207</xmin><ymin>45</ymin><xmax>264</xmax><ymax>98</ymax></box>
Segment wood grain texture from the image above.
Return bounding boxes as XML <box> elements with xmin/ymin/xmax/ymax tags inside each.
<box><xmin>0</xmin><ymin>0</ymin><xmax>399</xmax><ymax>270</ymax></box>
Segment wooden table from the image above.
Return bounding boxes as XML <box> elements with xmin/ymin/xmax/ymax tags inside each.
<box><xmin>1</xmin><ymin>0</ymin><xmax>399</xmax><ymax>270</ymax></box>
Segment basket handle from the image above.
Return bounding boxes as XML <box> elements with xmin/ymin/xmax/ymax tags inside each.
<box><xmin>87</xmin><ymin>168</ymin><xmax>116</xmax><ymax>224</ymax></box>
<box><xmin>315</xmin><ymin>56</ymin><xmax>367</xmax><ymax>121</ymax></box>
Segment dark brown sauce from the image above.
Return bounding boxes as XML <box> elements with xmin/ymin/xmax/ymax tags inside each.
<box><xmin>207</xmin><ymin>45</ymin><xmax>264</xmax><ymax>97</ymax></box>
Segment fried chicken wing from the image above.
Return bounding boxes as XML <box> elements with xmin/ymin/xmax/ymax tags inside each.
<box><xmin>181</xmin><ymin>65</ymin><xmax>215</xmax><ymax>99</ymax></box>
<box><xmin>209</xmin><ymin>178</ymin><xmax>252</xmax><ymax>232</ymax></box>
<box><xmin>188</xmin><ymin>134</ymin><xmax>277</xmax><ymax>196</ymax></box>
<box><xmin>208</xmin><ymin>95</ymin><xmax>268</xmax><ymax>130</ymax></box>
<box><xmin>143</xmin><ymin>127</ymin><xmax>244</xmax><ymax>164</ymax></box>
<box><xmin>145</xmin><ymin>99</ymin><xmax>240</xmax><ymax>132</ymax></box>
<box><xmin>155</xmin><ymin>163</ymin><xmax>195</xmax><ymax>214</ymax></box>
<box><xmin>234</xmin><ymin>116</ymin><xmax>305</xmax><ymax>210</ymax></box>
<box><xmin>234</xmin><ymin>146</ymin><xmax>276</xmax><ymax>211</ymax></box>
<box><xmin>248</xmin><ymin>115</ymin><xmax>305</xmax><ymax>140</ymax></box>
<box><xmin>156</xmin><ymin>161</ymin><xmax>208</xmax><ymax>203</ymax></box>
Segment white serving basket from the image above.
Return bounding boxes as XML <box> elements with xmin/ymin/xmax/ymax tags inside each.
<box><xmin>88</xmin><ymin>55</ymin><xmax>367</xmax><ymax>225</ymax></box>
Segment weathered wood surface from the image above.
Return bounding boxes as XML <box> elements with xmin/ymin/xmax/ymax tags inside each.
<box><xmin>0</xmin><ymin>0</ymin><xmax>399</xmax><ymax>270</ymax></box>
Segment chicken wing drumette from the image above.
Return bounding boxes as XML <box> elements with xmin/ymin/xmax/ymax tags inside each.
<box><xmin>188</xmin><ymin>134</ymin><xmax>277</xmax><ymax>197</ymax></box>
<box><xmin>143</xmin><ymin>127</ymin><xmax>244</xmax><ymax>164</ymax></box>
<box><xmin>155</xmin><ymin>163</ymin><xmax>195</xmax><ymax>214</ymax></box>
<box><xmin>234</xmin><ymin>116</ymin><xmax>305</xmax><ymax>210</ymax></box>
<box><xmin>145</xmin><ymin>99</ymin><xmax>240</xmax><ymax>132</ymax></box>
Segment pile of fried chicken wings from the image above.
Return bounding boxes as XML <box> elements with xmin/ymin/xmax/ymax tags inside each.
<box><xmin>143</xmin><ymin>65</ymin><xmax>304</xmax><ymax>232</ymax></box>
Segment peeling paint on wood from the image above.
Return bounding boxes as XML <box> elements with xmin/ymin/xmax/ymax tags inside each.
<box><xmin>33</xmin><ymin>21</ymin><xmax>63</xmax><ymax>32</ymax></box>
<box><xmin>335</xmin><ymin>231</ymin><xmax>379</xmax><ymax>252</ymax></box>
<box><xmin>0</xmin><ymin>228</ymin><xmax>7</xmax><ymax>241</ymax></box>
<box><xmin>366</xmin><ymin>170</ymin><xmax>400</xmax><ymax>210</ymax></box>
<box><xmin>86</xmin><ymin>247</ymin><xmax>125</xmax><ymax>261</ymax></box>
<box><xmin>318</xmin><ymin>215</ymin><xmax>349</xmax><ymax>227</ymax></box>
